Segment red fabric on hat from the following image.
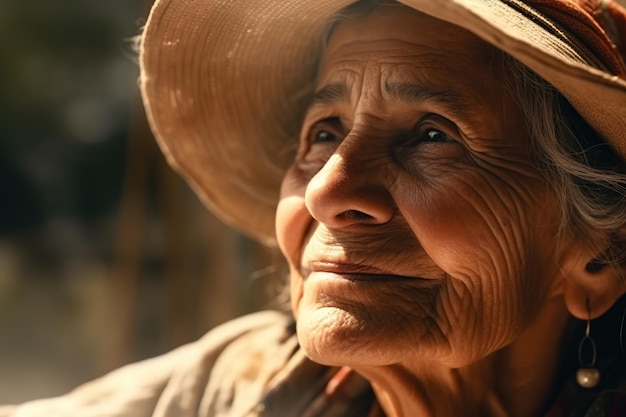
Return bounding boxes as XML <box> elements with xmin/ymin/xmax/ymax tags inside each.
<box><xmin>605</xmin><ymin>1</ymin><xmax>626</xmax><ymax>67</ymax></box>
<box><xmin>527</xmin><ymin>0</ymin><xmax>626</xmax><ymax>78</ymax></box>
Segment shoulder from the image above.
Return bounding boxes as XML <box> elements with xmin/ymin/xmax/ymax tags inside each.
<box><xmin>0</xmin><ymin>311</ymin><xmax>294</xmax><ymax>417</ymax></box>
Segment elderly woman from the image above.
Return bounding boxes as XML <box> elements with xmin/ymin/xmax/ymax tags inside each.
<box><xmin>2</xmin><ymin>0</ymin><xmax>626</xmax><ymax>416</ymax></box>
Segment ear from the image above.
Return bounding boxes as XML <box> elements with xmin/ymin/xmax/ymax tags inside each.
<box><xmin>562</xmin><ymin>245</ymin><xmax>626</xmax><ymax>320</ymax></box>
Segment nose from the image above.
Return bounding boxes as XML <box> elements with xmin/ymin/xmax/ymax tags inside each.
<box><xmin>304</xmin><ymin>142</ymin><xmax>395</xmax><ymax>228</ymax></box>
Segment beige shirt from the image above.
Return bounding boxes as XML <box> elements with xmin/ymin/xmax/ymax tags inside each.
<box><xmin>0</xmin><ymin>311</ymin><xmax>376</xmax><ymax>417</ymax></box>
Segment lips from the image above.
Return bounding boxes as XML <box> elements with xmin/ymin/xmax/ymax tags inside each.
<box><xmin>299</xmin><ymin>226</ymin><xmax>446</xmax><ymax>281</ymax></box>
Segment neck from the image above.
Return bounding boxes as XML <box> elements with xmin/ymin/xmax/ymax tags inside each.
<box><xmin>356</xmin><ymin>298</ymin><xmax>573</xmax><ymax>417</ymax></box>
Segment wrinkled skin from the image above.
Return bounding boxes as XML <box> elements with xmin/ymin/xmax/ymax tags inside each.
<box><xmin>276</xmin><ymin>4</ymin><xmax>581</xmax><ymax>417</ymax></box>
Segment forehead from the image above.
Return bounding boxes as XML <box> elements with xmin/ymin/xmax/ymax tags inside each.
<box><xmin>316</xmin><ymin>4</ymin><xmax>506</xmax><ymax>114</ymax></box>
<box><xmin>333</xmin><ymin>3</ymin><xmax>485</xmax><ymax>43</ymax></box>
<box><xmin>325</xmin><ymin>4</ymin><xmax>496</xmax><ymax>67</ymax></box>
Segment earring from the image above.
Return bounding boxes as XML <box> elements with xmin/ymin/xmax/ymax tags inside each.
<box><xmin>576</xmin><ymin>299</ymin><xmax>600</xmax><ymax>388</ymax></box>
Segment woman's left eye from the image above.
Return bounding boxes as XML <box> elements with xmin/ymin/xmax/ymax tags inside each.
<box><xmin>412</xmin><ymin>114</ymin><xmax>459</xmax><ymax>144</ymax></box>
<box><xmin>423</xmin><ymin>129</ymin><xmax>452</xmax><ymax>143</ymax></box>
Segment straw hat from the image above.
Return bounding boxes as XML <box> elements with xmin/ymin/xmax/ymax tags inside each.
<box><xmin>139</xmin><ymin>0</ymin><xmax>626</xmax><ymax>245</ymax></box>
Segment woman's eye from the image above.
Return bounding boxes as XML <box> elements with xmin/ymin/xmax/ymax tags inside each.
<box><xmin>412</xmin><ymin>114</ymin><xmax>459</xmax><ymax>145</ymax></box>
<box><xmin>315</xmin><ymin>130</ymin><xmax>339</xmax><ymax>143</ymax></box>
<box><xmin>422</xmin><ymin>128</ymin><xmax>453</xmax><ymax>143</ymax></box>
<box><xmin>307</xmin><ymin>118</ymin><xmax>344</xmax><ymax>144</ymax></box>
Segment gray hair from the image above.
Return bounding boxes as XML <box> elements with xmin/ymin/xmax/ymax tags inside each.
<box><xmin>503</xmin><ymin>57</ymin><xmax>626</xmax><ymax>268</ymax></box>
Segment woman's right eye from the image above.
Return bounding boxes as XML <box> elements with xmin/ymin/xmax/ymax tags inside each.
<box><xmin>314</xmin><ymin>130</ymin><xmax>339</xmax><ymax>143</ymax></box>
<box><xmin>307</xmin><ymin>118</ymin><xmax>344</xmax><ymax>145</ymax></box>
<box><xmin>298</xmin><ymin>118</ymin><xmax>344</xmax><ymax>164</ymax></box>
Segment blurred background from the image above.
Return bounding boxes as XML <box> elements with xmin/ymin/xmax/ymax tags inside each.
<box><xmin>0</xmin><ymin>0</ymin><xmax>280</xmax><ymax>402</ymax></box>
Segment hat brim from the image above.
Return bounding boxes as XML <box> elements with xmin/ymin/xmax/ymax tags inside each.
<box><xmin>139</xmin><ymin>0</ymin><xmax>626</xmax><ymax>244</ymax></box>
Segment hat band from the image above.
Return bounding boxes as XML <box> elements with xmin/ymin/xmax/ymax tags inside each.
<box><xmin>501</xmin><ymin>0</ymin><xmax>609</xmax><ymax>71</ymax></box>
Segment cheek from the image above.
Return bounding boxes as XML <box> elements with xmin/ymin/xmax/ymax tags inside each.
<box><xmin>396</xmin><ymin>170</ymin><xmax>559</xmax><ymax>336</ymax></box>
<box><xmin>276</xmin><ymin>167</ymin><xmax>310</xmax><ymax>258</ymax></box>
<box><xmin>400</xmin><ymin>175</ymin><xmax>498</xmax><ymax>255</ymax></box>
<box><xmin>275</xmin><ymin>166</ymin><xmax>313</xmax><ymax>317</ymax></box>
<box><xmin>399</xmin><ymin>169</ymin><xmax>548</xmax><ymax>271</ymax></box>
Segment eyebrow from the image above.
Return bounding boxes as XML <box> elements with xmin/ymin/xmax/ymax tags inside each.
<box><xmin>311</xmin><ymin>83</ymin><xmax>348</xmax><ymax>106</ymax></box>
<box><xmin>384</xmin><ymin>81</ymin><xmax>471</xmax><ymax>118</ymax></box>
<box><xmin>309</xmin><ymin>81</ymin><xmax>472</xmax><ymax>119</ymax></box>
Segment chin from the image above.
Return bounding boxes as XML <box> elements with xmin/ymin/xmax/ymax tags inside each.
<box><xmin>295</xmin><ymin>304</ymin><xmax>408</xmax><ymax>368</ymax></box>
<box><xmin>296</xmin><ymin>301</ymin><xmax>501</xmax><ymax>370</ymax></box>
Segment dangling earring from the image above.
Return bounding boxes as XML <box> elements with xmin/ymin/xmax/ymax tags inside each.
<box><xmin>576</xmin><ymin>298</ymin><xmax>600</xmax><ymax>388</ymax></box>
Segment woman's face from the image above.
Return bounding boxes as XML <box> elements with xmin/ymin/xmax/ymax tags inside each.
<box><xmin>276</xmin><ymin>4</ymin><xmax>571</xmax><ymax>368</ymax></box>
